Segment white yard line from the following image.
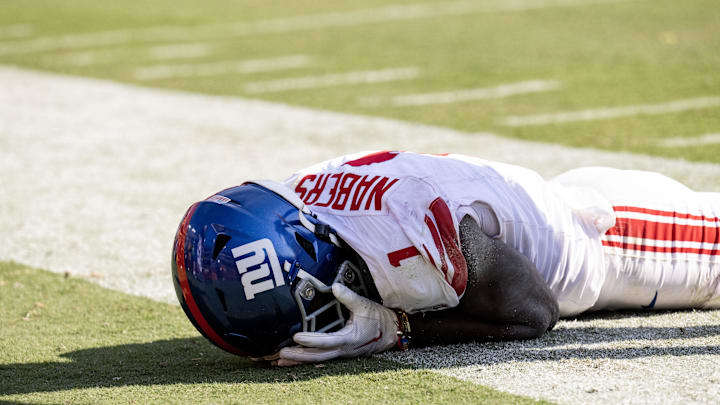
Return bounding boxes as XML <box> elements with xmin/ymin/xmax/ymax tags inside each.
<box><xmin>148</xmin><ymin>43</ymin><xmax>214</xmax><ymax>60</ymax></box>
<box><xmin>502</xmin><ymin>96</ymin><xmax>720</xmax><ymax>126</ymax></box>
<box><xmin>0</xmin><ymin>0</ymin><xmax>632</xmax><ymax>56</ymax></box>
<box><xmin>0</xmin><ymin>23</ymin><xmax>34</xmax><ymax>39</ymax></box>
<box><xmin>133</xmin><ymin>55</ymin><xmax>312</xmax><ymax>80</ymax></box>
<box><xmin>46</xmin><ymin>43</ymin><xmax>215</xmax><ymax>67</ymax></box>
<box><xmin>49</xmin><ymin>50</ymin><xmax>103</xmax><ymax>67</ymax></box>
<box><xmin>359</xmin><ymin>79</ymin><xmax>560</xmax><ymax>107</ymax></box>
<box><xmin>1</xmin><ymin>66</ymin><xmax>719</xmax><ymax>405</ymax></box>
<box><xmin>660</xmin><ymin>133</ymin><xmax>720</xmax><ymax>148</ymax></box>
<box><xmin>243</xmin><ymin>67</ymin><xmax>421</xmax><ymax>93</ymax></box>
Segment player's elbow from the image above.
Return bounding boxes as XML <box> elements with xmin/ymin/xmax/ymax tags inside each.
<box><xmin>529</xmin><ymin>317</ymin><xmax>552</xmax><ymax>339</ymax></box>
<box><xmin>524</xmin><ymin>316</ymin><xmax>551</xmax><ymax>339</ymax></box>
<box><xmin>526</xmin><ymin>299</ymin><xmax>559</xmax><ymax>338</ymax></box>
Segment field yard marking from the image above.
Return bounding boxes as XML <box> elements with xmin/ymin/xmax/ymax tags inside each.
<box><xmin>243</xmin><ymin>67</ymin><xmax>420</xmax><ymax>93</ymax></box>
<box><xmin>0</xmin><ymin>0</ymin><xmax>633</xmax><ymax>56</ymax></box>
<box><xmin>49</xmin><ymin>50</ymin><xmax>102</xmax><ymax>67</ymax></box>
<box><xmin>216</xmin><ymin>0</ymin><xmax>632</xmax><ymax>37</ymax></box>
<box><xmin>0</xmin><ymin>23</ymin><xmax>34</xmax><ymax>39</ymax></box>
<box><xmin>659</xmin><ymin>133</ymin><xmax>720</xmax><ymax>148</ymax></box>
<box><xmin>44</xmin><ymin>43</ymin><xmax>216</xmax><ymax>67</ymax></box>
<box><xmin>133</xmin><ymin>55</ymin><xmax>312</xmax><ymax>80</ymax></box>
<box><xmin>502</xmin><ymin>96</ymin><xmax>720</xmax><ymax>126</ymax></box>
<box><xmin>359</xmin><ymin>79</ymin><xmax>561</xmax><ymax>107</ymax></box>
<box><xmin>148</xmin><ymin>43</ymin><xmax>214</xmax><ymax>60</ymax></box>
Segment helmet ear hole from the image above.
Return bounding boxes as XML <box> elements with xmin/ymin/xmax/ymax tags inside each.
<box><xmin>212</xmin><ymin>234</ymin><xmax>232</xmax><ymax>260</ymax></box>
<box><xmin>295</xmin><ymin>232</ymin><xmax>316</xmax><ymax>261</ymax></box>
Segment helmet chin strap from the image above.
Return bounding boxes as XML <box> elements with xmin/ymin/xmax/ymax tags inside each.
<box><xmin>246</xmin><ymin>180</ymin><xmax>342</xmax><ymax>248</ymax></box>
<box><xmin>297</xmin><ymin>208</ymin><xmax>342</xmax><ymax>247</ymax></box>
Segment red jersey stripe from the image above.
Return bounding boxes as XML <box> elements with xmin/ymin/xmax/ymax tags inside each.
<box><xmin>428</xmin><ymin>197</ymin><xmax>468</xmax><ymax>297</ymax></box>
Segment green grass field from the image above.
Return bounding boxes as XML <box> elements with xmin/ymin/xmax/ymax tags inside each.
<box><xmin>1</xmin><ymin>0</ymin><xmax>719</xmax><ymax>162</ymax></box>
<box><xmin>0</xmin><ymin>262</ymin><xmax>546</xmax><ymax>404</ymax></box>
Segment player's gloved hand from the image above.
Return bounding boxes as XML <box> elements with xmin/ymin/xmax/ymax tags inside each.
<box><xmin>277</xmin><ymin>283</ymin><xmax>398</xmax><ymax>366</ymax></box>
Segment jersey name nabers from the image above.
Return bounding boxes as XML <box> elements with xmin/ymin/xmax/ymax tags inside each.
<box><xmin>294</xmin><ymin>172</ymin><xmax>398</xmax><ymax>211</ymax></box>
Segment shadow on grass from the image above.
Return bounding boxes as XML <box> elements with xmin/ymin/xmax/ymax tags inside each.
<box><xmin>0</xmin><ymin>336</ymin><xmax>412</xmax><ymax>396</ymax></box>
<box><xmin>4</xmin><ymin>314</ymin><xmax>720</xmax><ymax>396</ymax></box>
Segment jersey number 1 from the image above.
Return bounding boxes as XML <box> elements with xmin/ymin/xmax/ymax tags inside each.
<box><xmin>386</xmin><ymin>198</ymin><xmax>468</xmax><ymax>296</ymax></box>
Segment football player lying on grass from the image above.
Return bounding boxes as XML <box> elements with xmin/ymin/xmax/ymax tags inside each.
<box><xmin>172</xmin><ymin>151</ymin><xmax>720</xmax><ymax>366</ymax></box>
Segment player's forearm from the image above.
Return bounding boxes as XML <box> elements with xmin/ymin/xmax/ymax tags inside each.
<box><xmin>406</xmin><ymin>308</ymin><xmax>548</xmax><ymax>348</ymax></box>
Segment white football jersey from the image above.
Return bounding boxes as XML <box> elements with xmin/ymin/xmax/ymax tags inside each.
<box><xmin>283</xmin><ymin>151</ymin><xmax>614</xmax><ymax>316</ymax></box>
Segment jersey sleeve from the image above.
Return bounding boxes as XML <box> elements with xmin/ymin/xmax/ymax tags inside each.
<box><xmin>385</xmin><ymin>177</ymin><xmax>469</xmax><ymax>300</ymax></box>
<box><xmin>455</xmin><ymin>201</ymin><xmax>501</xmax><ymax>237</ymax></box>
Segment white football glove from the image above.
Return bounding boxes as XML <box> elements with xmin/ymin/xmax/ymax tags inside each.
<box><xmin>277</xmin><ymin>283</ymin><xmax>398</xmax><ymax>366</ymax></box>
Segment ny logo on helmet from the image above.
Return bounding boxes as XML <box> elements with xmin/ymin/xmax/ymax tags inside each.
<box><xmin>231</xmin><ymin>239</ymin><xmax>285</xmax><ymax>300</ymax></box>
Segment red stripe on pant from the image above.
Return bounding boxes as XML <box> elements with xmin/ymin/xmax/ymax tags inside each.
<box><xmin>613</xmin><ymin>206</ymin><xmax>720</xmax><ymax>223</ymax></box>
<box><xmin>604</xmin><ymin>206</ymin><xmax>720</xmax><ymax>256</ymax></box>
<box><xmin>601</xmin><ymin>240</ymin><xmax>720</xmax><ymax>256</ymax></box>
<box><xmin>606</xmin><ymin>217</ymin><xmax>719</xmax><ymax>243</ymax></box>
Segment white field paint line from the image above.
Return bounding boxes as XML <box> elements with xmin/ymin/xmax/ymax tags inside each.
<box><xmin>147</xmin><ymin>43</ymin><xmax>214</xmax><ymax>60</ymax></box>
<box><xmin>50</xmin><ymin>50</ymin><xmax>101</xmax><ymax>67</ymax></box>
<box><xmin>502</xmin><ymin>96</ymin><xmax>720</xmax><ymax>126</ymax></box>
<box><xmin>243</xmin><ymin>67</ymin><xmax>421</xmax><ymax>94</ymax></box>
<box><xmin>359</xmin><ymin>79</ymin><xmax>561</xmax><ymax>107</ymax></box>
<box><xmin>660</xmin><ymin>133</ymin><xmax>720</xmax><ymax>148</ymax></box>
<box><xmin>133</xmin><ymin>55</ymin><xmax>312</xmax><ymax>81</ymax></box>
<box><xmin>0</xmin><ymin>23</ymin><xmax>34</xmax><ymax>39</ymax></box>
<box><xmin>45</xmin><ymin>43</ymin><xmax>216</xmax><ymax>67</ymax></box>
<box><xmin>217</xmin><ymin>0</ymin><xmax>632</xmax><ymax>37</ymax></box>
<box><xmin>0</xmin><ymin>0</ymin><xmax>633</xmax><ymax>56</ymax></box>
<box><xmin>2</xmin><ymin>65</ymin><xmax>720</xmax><ymax>405</ymax></box>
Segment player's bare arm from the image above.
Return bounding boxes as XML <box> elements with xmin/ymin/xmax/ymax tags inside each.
<box><xmin>407</xmin><ymin>216</ymin><xmax>559</xmax><ymax>347</ymax></box>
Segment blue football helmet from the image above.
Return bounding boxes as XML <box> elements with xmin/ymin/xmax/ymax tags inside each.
<box><xmin>171</xmin><ymin>181</ymin><xmax>378</xmax><ymax>357</ymax></box>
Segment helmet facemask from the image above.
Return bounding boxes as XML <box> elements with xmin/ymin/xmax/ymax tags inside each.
<box><xmin>293</xmin><ymin>260</ymin><xmax>371</xmax><ymax>333</ymax></box>
<box><xmin>251</xmin><ymin>180</ymin><xmax>381</xmax><ymax>340</ymax></box>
